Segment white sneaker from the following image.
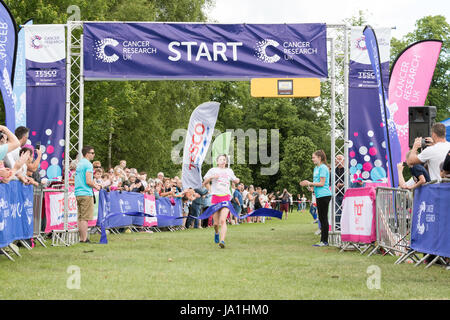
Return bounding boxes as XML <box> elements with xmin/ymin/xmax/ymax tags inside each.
<box><xmin>314</xmin><ymin>229</ymin><xmax>321</xmax><ymax>235</ymax></box>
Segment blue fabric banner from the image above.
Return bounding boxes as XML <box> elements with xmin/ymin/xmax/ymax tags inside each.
<box><xmin>13</xmin><ymin>19</ymin><xmax>32</xmax><ymax>128</ymax></box>
<box><xmin>25</xmin><ymin>25</ymin><xmax>66</xmax><ymax>181</ymax></box>
<box><xmin>155</xmin><ymin>197</ymin><xmax>183</xmax><ymax>228</ymax></box>
<box><xmin>0</xmin><ymin>0</ymin><xmax>18</xmax><ymax>131</ymax></box>
<box><xmin>83</xmin><ymin>22</ymin><xmax>328</xmax><ymax>80</ymax></box>
<box><xmin>363</xmin><ymin>26</ymin><xmax>401</xmax><ymax>187</ymax></box>
<box><xmin>348</xmin><ymin>27</ymin><xmax>391</xmax><ymax>184</ymax></box>
<box><xmin>411</xmin><ymin>183</ymin><xmax>450</xmax><ymax>258</ymax></box>
<box><xmin>0</xmin><ymin>181</ymin><xmax>34</xmax><ymax>248</ymax></box>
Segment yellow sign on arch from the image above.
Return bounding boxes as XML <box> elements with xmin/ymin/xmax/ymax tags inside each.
<box><xmin>250</xmin><ymin>78</ymin><xmax>320</xmax><ymax>98</ymax></box>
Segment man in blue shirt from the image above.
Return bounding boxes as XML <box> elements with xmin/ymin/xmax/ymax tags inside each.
<box><xmin>75</xmin><ymin>145</ymin><xmax>101</xmax><ymax>243</ymax></box>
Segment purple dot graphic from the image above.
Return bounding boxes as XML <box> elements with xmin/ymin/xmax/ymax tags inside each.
<box><xmin>32</xmin><ymin>131</ymin><xmax>37</xmax><ymax>136</ymax></box>
<box><xmin>349</xmin><ymin>151</ymin><xmax>356</xmax><ymax>158</ymax></box>
<box><xmin>369</xmin><ymin>147</ymin><xmax>377</xmax><ymax>156</ymax></box>
<box><xmin>57</xmin><ymin>120</ymin><xmax>63</xmax><ymax>126</ymax></box>
<box><xmin>47</xmin><ymin>145</ymin><xmax>54</xmax><ymax>154</ymax></box>
<box><xmin>354</xmin><ymin>132</ymin><xmax>359</xmax><ymax>137</ymax></box>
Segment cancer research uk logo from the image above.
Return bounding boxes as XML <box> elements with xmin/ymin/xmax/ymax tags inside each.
<box><xmin>416</xmin><ymin>201</ymin><xmax>435</xmax><ymax>235</ymax></box>
<box><xmin>94</xmin><ymin>38</ymin><xmax>157</xmax><ymax>63</ymax></box>
<box><xmin>94</xmin><ymin>38</ymin><xmax>120</xmax><ymax>63</ymax></box>
<box><xmin>29</xmin><ymin>34</ymin><xmax>64</xmax><ymax>50</ymax></box>
<box><xmin>254</xmin><ymin>38</ymin><xmax>320</xmax><ymax>63</ymax></box>
<box><xmin>30</xmin><ymin>35</ymin><xmax>43</xmax><ymax>49</ymax></box>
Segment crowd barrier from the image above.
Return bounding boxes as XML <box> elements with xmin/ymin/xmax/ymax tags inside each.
<box><xmin>0</xmin><ymin>181</ymin><xmax>35</xmax><ymax>261</ymax></box>
<box><xmin>338</xmin><ymin>180</ymin><xmax>449</xmax><ymax>269</ymax></box>
<box><xmin>368</xmin><ymin>187</ymin><xmax>415</xmax><ymax>263</ymax></box>
<box><xmin>409</xmin><ymin>180</ymin><xmax>450</xmax><ymax>268</ymax></box>
<box><xmin>339</xmin><ymin>187</ymin><xmax>377</xmax><ymax>253</ymax></box>
<box><xmin>97</xmin><ymin>189</ymin><xmax>182</xmax><ymax>233</ymax></box>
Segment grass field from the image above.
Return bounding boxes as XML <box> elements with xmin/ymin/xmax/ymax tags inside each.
<box><xmin>1</xmin><ymin>210</ymin><xmax>449</xmax><ymax>300</ymax></box>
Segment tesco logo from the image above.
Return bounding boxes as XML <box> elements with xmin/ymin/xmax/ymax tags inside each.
<box><xmin>35</xmin><ymin>69</ymin><xmax>58</xmax><ymax>78</ymax></box>
<box><xmin>188</xmin><ymin>123</ymin><xmax>206</xmax><ymax>170</ymax></box>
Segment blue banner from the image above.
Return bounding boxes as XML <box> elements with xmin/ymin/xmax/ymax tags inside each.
<box><xmin>0</xmin><ymin>0</ymin><xmax>18</xmax><ymax>131</ymax></box>
<box><xmin>0</xmin><ymin>181</ymin><xmax>34</xmax><ymax>248</ymax></box>
<box><xmin>25</xmin><ymin>25</ymin><xmax>66</xmax><ymax>181</ymax></box>
<box><xmin>13</xmin><ymin>19</ymin><xmax>32</xmax><ymax>129</ymax></box>
<box><xmin>348</xmin><ymin>27</ymin><xmax>391</xmax><ymax>183</ymax></box>
<box><xmin>83</xmin><ymin>22</ymin><xmax>328</xmax><ymax>80</ymax></box>
<box><xmin>155</xmin><ymin>197</ymin><xmax>183</xmax><ymax>228</ymax></box>
<box><xmin>411</xmin><ymin>183</ymin><xmax>450</xmax><ymax>258</ymax></box>
<box><xmin>97</xmin><ymin>190</ymin><xmax>183</xmax><ymax>229</ymax></box>
<box><xmin>363</xmin><ymin>26</ymin><xmax>401</xmax><ymax>187</ymax></box>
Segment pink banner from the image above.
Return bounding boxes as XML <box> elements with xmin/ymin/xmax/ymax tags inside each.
<box><xmin>341</xmin><ymin>187</ymin><xmax>377</xmax><ymax>243</ymax></box>
<box><xmin>388</xmin><ymin>40</ymin><xmax>442</xmax><ymax>162</ymax></box>
<box><xmin>143</xmin><ymin>194</ymin><xmax>157</xmax><ymax>227</ymax></box>
<box><xmin>44</xmin><ymin>188</ymin><xmax>98</xmax><ymax>232</ymax></box>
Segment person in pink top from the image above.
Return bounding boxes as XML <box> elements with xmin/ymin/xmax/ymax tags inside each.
<box><xmin>202</xmin><ymin>154</ymin><xmax>240</xmax><ymax>248</ymax></box>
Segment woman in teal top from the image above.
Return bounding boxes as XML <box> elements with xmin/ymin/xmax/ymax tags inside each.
<box><xmin>300</xmin><ymin>150</ymin><xmax>332</xmax><ymax>247</ymax></box>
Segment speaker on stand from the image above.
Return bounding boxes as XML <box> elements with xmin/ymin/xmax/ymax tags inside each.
<box><xmin>408</xmin><ymin>106</ymin><xmax>437</xmax><ymax>149</ymax></box>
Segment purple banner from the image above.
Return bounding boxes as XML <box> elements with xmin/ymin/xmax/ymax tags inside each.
<box><xmin>0</xmin><ymin>0</ymin><xmax>18</xmax><ymax>131</ymax></box>
<box><xmin>25</xmin><ymin>25</ymin><xmax>66</xmax><ymax>181</ymax></box>
<box><xmin>83</xmin><ymin>23</ymin><xmax>328</xmax><ymax>80</ymax></box>
<box><xmin>348</xmin><ymin>28</ymin><xmax>391</xmax><ymax>183</ymax></box>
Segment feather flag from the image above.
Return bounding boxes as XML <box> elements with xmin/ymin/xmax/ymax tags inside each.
<box><xmin>0</xmin><ymin>0</ymin><xmax>18</xmax><ymax>130</ymax></box>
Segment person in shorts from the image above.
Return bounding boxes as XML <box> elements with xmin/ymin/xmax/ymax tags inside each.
<box><xmin>75</xmin><ymin>146</ymin><xmax>101</xmax><ymax>243</ymax></box>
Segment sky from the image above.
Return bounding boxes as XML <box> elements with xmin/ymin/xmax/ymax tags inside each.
<box><xmin>206</xmin><ymin>0</ymin><xmax>450</xmax><ymax>39</ymax></box>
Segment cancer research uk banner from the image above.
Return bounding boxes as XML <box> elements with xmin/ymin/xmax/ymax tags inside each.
<box><xmin>348</xmin><ymin>27</ymin><xmax>391</xmax><ymax>183</ymax></box>
<box><xmin>388</xmin><ymin>40</ymin><xmax>442</xmax><ymax>163</ymax></box>
<box><xmin>13</xmin><ymin>19</ymin><xmax>33</xmax><ymax>128</ymax></box>
<box><xmin>25</xmin><ymin>25</ymin><xmax>66</xmax><ymax>181</ymax></box>
<box><xmin>411</xmin><ymin>184</ymin><xmax>450</xmax><ymax>258</ymax></box>
<box><xmin>0</xmin><ymin>1</ymin><xmax>18</xmax><ymax>131</ymax></box>
<box><xmin>83</xmin><ymin>23</ymin><xmax>328</xmax><ymax>80</ymax></box>
<box><xmin>0</xmin><ymin>181</ymin><xmax>34</xmax><ymax>248</ymax></box>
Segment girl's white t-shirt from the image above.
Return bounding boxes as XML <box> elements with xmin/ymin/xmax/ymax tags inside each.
<box><xmin>203</xmin><ymin>167</ymin><xmax>237</xmax><ymax>196</ymax></box>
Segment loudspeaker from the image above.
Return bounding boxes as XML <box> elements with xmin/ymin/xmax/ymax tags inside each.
<box><xmin>408</xmin><ymin>106</ymin><xmax>437</xmax><ymax>148</ymax></box>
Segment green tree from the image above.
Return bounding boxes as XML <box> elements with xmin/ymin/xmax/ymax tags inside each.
<box><xmin>277</xmin><ymin>136</ymin><xmax>316</xmax><ymax>195</ymax></box>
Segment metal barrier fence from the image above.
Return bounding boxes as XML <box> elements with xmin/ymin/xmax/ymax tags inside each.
<box><xmin>32</xmin><ymin>186</ymin><xmax>47</xmax><ymax>247</ymax></box>
<box><xmin>368</xmin><ymin>187</ymin><xmax>415</xmax><ymax>263</ymax></box>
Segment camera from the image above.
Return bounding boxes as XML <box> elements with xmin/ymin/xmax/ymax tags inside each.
<box><xmin>402</xmin><ymin>162</ymin><xmax>408</xmax><ymax>167</ymax></box>
<box><xmin>0</xmin><ymin>132</ymin><xmax>4</xmax><ymax>140</ymax></box>
<box><xmin>421</xmin><ymin>138</ymin><xmax>431</xmax><ymax>150</ymax></box>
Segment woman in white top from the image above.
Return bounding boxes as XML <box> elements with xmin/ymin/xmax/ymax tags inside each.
<box><xmin>203</xmin><ymin>154</ymin><xmax>240</xmax><ymax>248</ymax></box>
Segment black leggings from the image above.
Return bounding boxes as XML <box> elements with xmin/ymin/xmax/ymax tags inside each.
<box><xmin>317</xmin><ymin>196</ymin><xmax>331</xmax><ymax>243</ymax></box>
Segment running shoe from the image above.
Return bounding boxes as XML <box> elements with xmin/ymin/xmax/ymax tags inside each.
<box><xmin>214</xmin><ymin>233</ymin><xmax>219</xmax><ymax>243</ymax></box>
<box><xmin>219</xmin><ymin>241</ymin><xmax>225</xmax><ymax>248</ymax></box>
<box><xmin>312</xmin><ymin>242</ymin><xmax>329</xmax><ymax>247</ymax></box>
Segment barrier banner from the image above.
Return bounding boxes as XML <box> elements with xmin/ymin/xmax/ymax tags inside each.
<box><xmin>363</xmin><ymin>25</ymin><xmax>401</xmax><ymax>187</ymax></box>
<box><xmin>83</xmin><ymin>22</ymin><xmax>328</xmax><ymax>80</ymax></box>
<box><xmin>13</xmin><ymin>19</ymin><xmax>33</xmax><ymax>128</ymax></box>
<box><xmin>0</xmin><ymin>0</ymin><xmax>18</xmax><ymax>131</ymax></box>
<box><xmin>348</xmin><ymin>27</ymin><xmax>391</xmax><ymax>184</ymax></box>
<box><xmin>0</xmin><ymin>181</ymin><xmax>34</xmax><ymax>248</ymax></box>
<box><xmin>340</xmin><ymin>187</ymin><xmax>377</xmax><ymax>243</ymax></box>
<box><xmin>182</xmin><ymin>101</ymin><xmax>220</xmax><ymax>189</ymax></box>
<box><xmin>155</xmin><ymin>197</ymin><xmax>183</xmax><ymax>228</ymax></box>
<box><xmin>388</xmin><ymin>40</ymin><xmax>442</xmax><ymax>162</ymax></box>
<box><xmin>411</xmin><ymin>183</ymin><xmax>450</xmax><ymax>258</ymax></box>
<box><xmin>44</xmin><ymin>189</ymin><xmax>99</xmax><ymax>232</ymax></box>
<box><xmin>98</xmin><ymin>190</ymin><xmax>143</xmax><ymax>228</ymax></box>
<box><xmin>25</xmin><ymin>25</ymin><xmax>66</xmax><ymax>181</ymax></box>
<box><xmin>143</xmin><ymin>194</ymin><xmax>157</xmax><ymax>227</ymax></box>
